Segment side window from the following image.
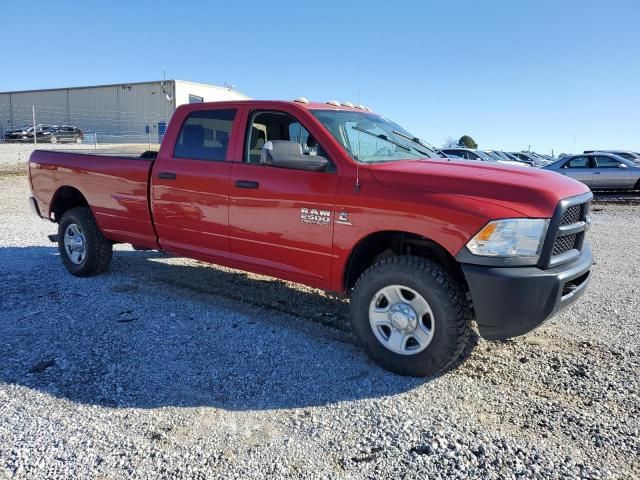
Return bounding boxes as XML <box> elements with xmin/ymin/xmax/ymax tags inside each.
<box><xmin>246</xmin><ymin>111</ymin><xmax>329</xmax><ymax>167</ymax></box>
<box><xmin>594</xmin><ymin>156</ymin><xmax>620</xmax><ymax>168</ymax></box>
<box><xmin>564</xmin><ymin>156</ymin><xmax>588</xmax><ymax>168</ymax></box>
<box><xmin>174</xmin><ymin>109</ymin><xmax>236</xmax><ymax>161</ymax></box>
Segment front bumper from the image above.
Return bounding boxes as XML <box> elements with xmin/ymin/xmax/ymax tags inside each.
<box><xmin>461</xmin><ymin>244</ymin><xmax>592</xmax><ymax>340</ymax></box>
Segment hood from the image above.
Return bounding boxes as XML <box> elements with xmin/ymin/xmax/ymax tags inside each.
<box><xmin>368</xmin><ymin>158</ymin><xmax>589</xmax><ymax>217</ymax></box>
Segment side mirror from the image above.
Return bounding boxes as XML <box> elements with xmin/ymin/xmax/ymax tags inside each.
<box><xmin>261</xmin><ymin>140</ymin><xmax>329</xmax><ymax>172</ymax></box>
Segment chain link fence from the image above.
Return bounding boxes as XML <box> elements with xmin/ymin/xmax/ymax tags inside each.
<box><xmin>0</xmin><ymin>104</ymin><xmax>169</xmax><ymax>148</ymax></box>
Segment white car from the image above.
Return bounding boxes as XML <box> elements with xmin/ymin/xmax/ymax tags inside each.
<box><xmin>441</xmin><ymin>148</ymin><xmax>529</xmax><ymax>167</ymax></box>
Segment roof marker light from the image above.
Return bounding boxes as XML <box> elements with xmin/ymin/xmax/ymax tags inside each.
<box><xmin>326</xmin><ymin>100</ymin><xmax>341</xmax><ymax>106</ymax></box>
<box><xmin>341</xmin><ymin>102</ymin><xmax>354</xmax><ymax>108</ymax></box>
<box><xmin>294</xmin><ymin>97</ymin><xmax>310</xmax><ymax>104</ymax></box>
<box><xmin>356</xmin><ymin>104</ymin><xmax>366</xmax><ymax>110</ymax></box>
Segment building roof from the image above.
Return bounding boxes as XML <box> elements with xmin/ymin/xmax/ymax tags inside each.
<box><xmin>0</xmin><ymin>79</ymin><xmax>247</xmax><ymax>97</ymax></box>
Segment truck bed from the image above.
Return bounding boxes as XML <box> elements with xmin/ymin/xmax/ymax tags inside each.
<box><xmin>29</xmin><ymin>150</ymin><xmax>158</xmax><ymax>249</ymax></box>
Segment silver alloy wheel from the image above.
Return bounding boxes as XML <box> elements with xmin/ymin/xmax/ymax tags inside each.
<box><xmin>75</xmin><ymin>136</ymin><xmax>82</xmax><ymax>144</ymax></box>
<box><xmin>63</xmin><ymin>223</ymin><xmax>87</xmax><ymax>265</ymax></box>
<box><xmin>50</xmin><ymin>136</ymin><xmax>58</xmax><ymax>144</ymax></box>
<box><xmin>368</xmin><ymin>285</ymin><xmax>435</xmax><ymax>355</ymax></box>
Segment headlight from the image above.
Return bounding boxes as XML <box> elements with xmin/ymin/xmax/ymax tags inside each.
<box><xmin>467</xmin><ymin>219</ymin><xmax>549</xmax><ymax>258</ymax></box>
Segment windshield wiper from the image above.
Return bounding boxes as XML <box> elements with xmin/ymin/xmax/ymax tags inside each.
<box><xmin>351</xmin><ymin>126</ymin><xmax>413</xmax><ymax>152</ymax></box>
<box><xmin>391</xmin><ymin>130</ymin><xmax>434</xmax><ymax>156</ymax></box>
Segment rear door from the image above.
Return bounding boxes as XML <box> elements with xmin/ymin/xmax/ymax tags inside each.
<box><xmin>151</xmin><ymin>107</ymin><xmax>238</xmax><ymax>260</ymax></box>
<box><xmin>228</xmin><ymin>107</ymin><xmax>341</xmax><ymax>284</ymax></box>
<box><xmin>591</xmin><ymin>155</ymin><xmax>635</xmax><ymax>189</ymax></box>
<box><xmin>558</xmin><ymin>156</ymin><xmax>593</xmax><ymax>186</ymax></box>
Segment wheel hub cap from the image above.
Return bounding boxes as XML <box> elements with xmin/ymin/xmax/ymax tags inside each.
<box><xmin>63</xmin><ymin>223</ymin><xmax>87</xmax><ymax>265</ymax></box>
<box><xmin>389</xmin><ymin>303</ymin><xmax>417</xmax><ymax>333</ymax></box>
<box><xmin>368</xmin><ymin>285</ymin><xmax>435</xmax><ymax>356</ymax></box>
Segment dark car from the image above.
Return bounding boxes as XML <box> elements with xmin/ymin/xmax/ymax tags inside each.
<box><xmin>3</xmin><ymin>125</ymin><xmax>33</xmax><ymax>142</ymax></box>
<box><xmin>49</xmin><ymin>126</ymin><xmax>84</xmax><ymax>144</ymax></box>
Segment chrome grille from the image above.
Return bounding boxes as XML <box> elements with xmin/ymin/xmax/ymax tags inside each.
<box><xmin>552</xmin><ymin>234</ymin><xmax>577</xmax><ymax>255</ymax></box>
<box><xmin>560</xmin><ymin>205</ymin><xmax>581</xmax><ymax>226</ymax></box>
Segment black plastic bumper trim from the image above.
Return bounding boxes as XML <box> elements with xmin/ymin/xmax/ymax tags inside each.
<box><xmin>462</xmin><ymin>244</ymin><xmax>592</xmax><ymax>340</ymax></box>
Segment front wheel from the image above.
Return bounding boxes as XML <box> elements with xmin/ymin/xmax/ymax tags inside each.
<box><xmin>50</xmin><ymin>136</ymin><xmax>59</xmax><ymax>144</ymax></box>
<box><xmin>350</xmin><ymin>256</ymin><xmax>472</xmax><ymax>377</ymax></box>
<box><xmin>58</xmin><ymin>207</ymin><xmax>112</xmax><ymax>276</ymax></box>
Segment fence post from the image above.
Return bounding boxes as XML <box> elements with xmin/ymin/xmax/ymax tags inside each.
<box><xmin>148</xmin><ymin>131</ymin><xmax>151</xmax><ymax>150</ymax></box>
<box><xmin>32</xmin><ymin>106</ymin><xmax>36</xmax><ymax>145</ymax></box>
<box><xmin>94</xmin><ymin>133</ymin><xmax>98</xmax><ymax>149</ymax></box>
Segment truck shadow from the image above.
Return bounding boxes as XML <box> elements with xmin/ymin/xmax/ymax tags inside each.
<box><xmin>0</xmin><ymin>246</ymin><xmax>478</xmax><ymax>411</ymax></box>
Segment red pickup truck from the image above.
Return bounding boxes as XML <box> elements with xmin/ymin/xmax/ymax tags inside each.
<box><xmin>28</xmin><ymin>99</ymin><xmax>593</xmax><ymax>376</ymax></box>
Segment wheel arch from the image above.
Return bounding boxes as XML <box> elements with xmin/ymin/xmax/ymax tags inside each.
<box><xmin>342</xmin><ymin>230</ymin><xmax>468</xmax><ymax>294</ymax></box>
<box><xmin>50</xmin><ymin>185</ymin><xmax>89</xmax><ymax>222</ymax></box>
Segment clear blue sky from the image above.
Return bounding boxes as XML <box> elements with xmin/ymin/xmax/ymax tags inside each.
<box><xmin>1</xmin><ymin>0</ymin><xmax>638</xmax><ymax>154</ymax></box>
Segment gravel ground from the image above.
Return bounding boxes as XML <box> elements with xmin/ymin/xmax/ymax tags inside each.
<box><xmin>0</xmin><ymin>174</ymin><xmax>638</xmax><ymax>479</ymax></box>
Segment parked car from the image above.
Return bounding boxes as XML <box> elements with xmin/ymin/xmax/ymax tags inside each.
<box><xmin>483</xmin><ymin>150</ymin><xmax>534</xmax><ymax>166</ymax></box>
<box><xmin>3</xmin><ymin>125</ymin><xmax>33</xmax><ymax>142</ymax></box>
<box><xmin>29</xmin><ymin>99</ymin><xmax>593</xmax><ymax>377</ymax></box>
<box><xmin>545</xmin><ymin>153</ymin><xmax>640</xmax><ymax>190</ymax></box>
<box><xmin>441</xmin><ymin>148</ymin><xmax>525</xmax><ymax>167</ymax></box>
<box><xmin>49</xmin><ymin>126</ymin><xmax>84</xmax><ymax>144</ymax></box>
<box><xmin>510</xmin><ymin>152</ymin><xmax>550</xmax><ymax>167</ymax></box>
<box><xmin>23</xmin><ymin>124</ymin><xmax>54</xmax><ymax>142</ymax></box>
<box><xmin>583</xmin><ymin>150</ymin><xmax>640</xmax><ymax>164</ymax></box>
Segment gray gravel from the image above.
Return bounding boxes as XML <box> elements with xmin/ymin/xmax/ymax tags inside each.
<box><xmin>0</xmin><ymin>174</ymin><xmax>638</xmax><ymax>479</ymax></box>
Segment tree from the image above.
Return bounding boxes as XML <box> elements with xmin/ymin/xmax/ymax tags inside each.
<box><xmin>458</xmin><ymin>135</ymin><xmax>478</xmax><ymax>149</ymax></box>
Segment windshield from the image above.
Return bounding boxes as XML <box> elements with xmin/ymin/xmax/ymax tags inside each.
<box><xmin>474</xmin><ymin>150</ymin><xmax>495</xmax><ymax>161</ymax></box>
<box><xmin>311</xmin><ymin>110</ymin><xmax>437</xmax><ymax>163</ymax></box>
<box><xmin>483</xmin><ymin>151</ymin><xmax>504</xmax><ymax>161</ymax></box>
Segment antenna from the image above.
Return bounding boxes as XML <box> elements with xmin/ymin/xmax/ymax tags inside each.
<box><xmin>354</xmin><ymin>70</ymin><xmax>361</xmax><ymax>193</ymax></box>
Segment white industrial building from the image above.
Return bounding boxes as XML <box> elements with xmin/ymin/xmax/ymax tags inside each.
<box><xmin>0</xmin><ymin>80</ymin><xmax>249</xmax><ymax>143</ymax></box>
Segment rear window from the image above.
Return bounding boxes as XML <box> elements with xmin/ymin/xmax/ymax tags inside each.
<box><xmin>174</xmin><ymin>109</ymin><xmax>236</xmax><ymax>161</ymax></box>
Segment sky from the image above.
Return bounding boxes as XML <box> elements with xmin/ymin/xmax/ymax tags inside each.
<box><xmin>1</xmin><ymin>0</ymin><xmax>639</xmax><ymax>154</ymax></box>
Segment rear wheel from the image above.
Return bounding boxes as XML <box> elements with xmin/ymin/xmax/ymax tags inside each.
<box><xmin>350</xmin><ymin>256</ymin><xmax>471</xmax><ymax>377</ymax></box>
<box><xmin>50</xmin><ymin>136</ymin><xmax>59</xmax><ymax>144</ymax></box>
<box><xmin>58</xmin><ymin>207</ymin><xmax>112</xmax><ymax>276</ymax></box>
<box><xmin>74</xmin><ymin>135</ymin><xmax>82</xmax><ymax>144</ymax></box>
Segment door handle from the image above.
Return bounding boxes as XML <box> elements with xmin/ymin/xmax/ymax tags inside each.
<box><xmin>158</xmin><ymin>172</ymin><xmax>177</xmax><ymax>180</ymax></box>
<box><xmin>235</xmin><ymin>180</ymin><xmax>260</xmax><ymax>189</ymax></box>
<box><xmin>594</xmin><ymin>171</ymin><xmax>601</xmax><ymax>175</ymax></box>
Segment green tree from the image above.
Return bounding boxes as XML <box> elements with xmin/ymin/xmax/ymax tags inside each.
<box><xmin>458</xmin><ymin>135</ymin><xmax>478</xmax><ymax>149</ymax></box>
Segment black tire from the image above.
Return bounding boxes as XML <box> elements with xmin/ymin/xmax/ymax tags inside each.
<box><xmin>350</xmin><ymin>256</ymin><xmax>471</xmax><ymax>377</ymax></box>
<box><xmin>57</xmin><ymin>207</ymin><xmax>112</xmax><ymax>276</ymax></box>
<box><xmin>635</xmin><ymin>179</ymin><xmax>640</xmax><ymax>191</ymax></box>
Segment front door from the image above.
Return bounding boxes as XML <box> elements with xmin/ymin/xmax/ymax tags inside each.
<box><xmin>151</xmin><ymin>107</ymin><xmax>238</xmax><ymax>260</ymax></box>
<box><xmin>559</xmin><ymin>155</ymin><xmax>593</xmax><ymax>186</ymax></box>
<box><xmin>228</xmin><ymin>109</ymin><xmax>341</xmax><ymax>283</ymax></box>
<box><xmin>591</xmin><ymin>155</ymin><xmax>635</xmax><ymax>189</ymax></box>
